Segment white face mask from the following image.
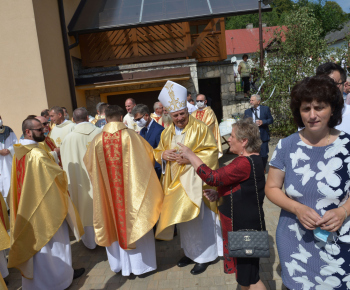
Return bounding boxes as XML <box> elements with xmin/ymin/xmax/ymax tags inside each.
<box><xmin>136</xmin><ymin>118</ymin><xmax>148</xmax><ymax>128</ymax></box>
<box><xmin>196</xmin><ymin>101</ymin><xmax>205</xmax><ymax>108</ymax></box>
<box><xmin>0</xmin><ymin>119</ymin><xmax>2</xmax><ymax>127</ymax></box>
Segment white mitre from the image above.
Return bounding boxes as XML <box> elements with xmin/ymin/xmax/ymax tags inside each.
<box><xmin>158</xmin><ymin>81</ymin><xmax>187</xmax><ymax>113</ymax></box>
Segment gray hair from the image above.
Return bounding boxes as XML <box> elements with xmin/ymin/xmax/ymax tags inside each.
<box><xmin>73</xmin><ymin>107</ymin><xmax>88</xmax><ymax>123</ymax></box>
<box><xmin>131</xmin><ymin>104</ymin><xmax>150</xmax><ymax>116</ymax></box>
<box><xmin>251</xmin><ymin>94</ymin><xmax>261</xmax><ymax>101</ymax></box>
<box><xmin>153</xmin><ymin>102</ymin><xmax>162</xmax><ymax>111</ymax></box>
<box><xmin>96</xmin><ymin>102</ymin><xmax>105</xmax><ymax>112</ymax></box>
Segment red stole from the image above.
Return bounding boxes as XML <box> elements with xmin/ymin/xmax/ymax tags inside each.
<box><xmin>102</xmin><ymin>131</ymin><xmax>128</xmax><ymax>249</ymax></box>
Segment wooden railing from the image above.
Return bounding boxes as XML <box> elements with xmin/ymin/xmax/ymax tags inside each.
<box><xmin>79</xmin><ymin>19</ymin><xmax>227</xmax><ymax>67</ymax></box>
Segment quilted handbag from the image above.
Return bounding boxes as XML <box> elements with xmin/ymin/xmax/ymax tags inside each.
<box><xmin>227</xmin><ymin>156</ymin><xmax>270</xmax><ymax>258</ymax></box>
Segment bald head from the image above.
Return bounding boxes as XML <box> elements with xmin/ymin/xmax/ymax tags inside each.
<box><xmin>73</xmin><ymin>107</ymin><xmax>89</xmax><ymax>124</ymax></box>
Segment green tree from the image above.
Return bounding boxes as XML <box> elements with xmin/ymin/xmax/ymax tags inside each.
<box><xmin>259</xmin><ymin>6</ymin><xmax>330</xmax><ymax>136</ymax></box>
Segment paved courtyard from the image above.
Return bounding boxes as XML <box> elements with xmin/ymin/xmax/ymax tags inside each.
<box><xmin>6</xmin><ymin>138</ymin><xmax>287</xmax><ymax>290</ymax></box>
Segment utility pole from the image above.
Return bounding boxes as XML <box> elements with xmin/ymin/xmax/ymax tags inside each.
<box><xmin>258</xmin><ymin>0</ymin><xmax>264</xmax><ymax>71</ymax></box>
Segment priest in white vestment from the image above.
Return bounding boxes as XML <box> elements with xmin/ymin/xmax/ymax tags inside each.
<box><xmin>84</xmin><ymin>105</ymin><xmax>164</xmax><ymax>276</ymax></box>
<box><xmin>154</xmin><ymin>81</ymin><xmax>222</xmax><ymax>275</ymax></box>
<box><xmin>8</xmin><ymin>118</ymin><xmax>85</xmax><ymax>290</ymax></box>
<box><xmin>0</xmin><ymin>117</ymin><xmax>17</xmax><ymax>205</ymax></box>
<box><xmin>61</xmin><ymin>108</ymin><xmax>102</xmax><ymax>249</ymax></box>
<box><xmin>49</xmin><ymin>106</ymin><xmax>75</xmax><ymax>147</ymax></box>
<box><xmin>123</xmin><ymin>98</ymin><xmax>142</xmax><ymax>131</ymax></box>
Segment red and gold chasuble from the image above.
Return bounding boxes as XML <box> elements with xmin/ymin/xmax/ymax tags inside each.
<box><xmin>42</xmin><ymin>136</ymin><xmax>63</xmax><ymax>168</ymax></box>
<box><xmin>195</xmin><ymin>110</ymin><xmax>205</xmax><ymax>121</ymax></box>
<box><xmin>84</xmin><ymin>122</ymin><xmax>164</xmax><ymax>250</ymax></box>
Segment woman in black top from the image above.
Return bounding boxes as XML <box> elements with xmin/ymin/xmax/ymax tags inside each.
<box><xmin>178</xmin><ymin>118</ymin><xmax>266</xmax><ymax>290</ymax></box>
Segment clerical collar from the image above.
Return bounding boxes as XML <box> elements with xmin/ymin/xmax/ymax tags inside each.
<box><xmin>175</xmin><ymin>126</ymin><xmax>184</xmax><ymax>136</ymax></box>
<box><xmin>20</xmin><ymin>139</ymin><xmax>37</xmax><ymax>145</ymax></box>
<box><xmin>154</xmin><ymin>112</ymin><xmax>161</xmax><ymax>117</ymax></box>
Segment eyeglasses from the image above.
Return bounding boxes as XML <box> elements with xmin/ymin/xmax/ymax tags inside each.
<box><xmin>133</xmin><ymin>114</ymin><xmax>145</xmax><ymax>122</ymax></box>
<box><xmin>42</xmin><ymin>122</ymin><xmax>49</xmax><ymax>126</ymax></box>
<box><xmin>30</xmin><ymin>128</ymin><xmax>44</xmax><ymax>132</ymax></box>
<box><xmin>335</xmin><ymin>80</ymin><xmax>346</xmax><ymax>86</ymax></box>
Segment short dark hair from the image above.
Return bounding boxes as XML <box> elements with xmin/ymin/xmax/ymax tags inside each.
<box><xmin>131</xmin><ymin>104</ymin><xmax>150</xmax><ymax>116</ymax></box>
<box><xmin>105</xmin><ymin>105</ymin><xmax>124</xmax><ymax>121</ymax></box>
<box><xmin>187</xmin><ymin>91</ymin><xmax>192</xmax><ymax>96</ymax></box>
<box><xmin>22</xmin><ymin>118</ymin><xmax>41</xmax><ymax>136</ymax></box>
<box><xmin>99</xmin><ymin>103</ymin><xmax>109</xmax><ymax>115</ymax></box>
<box><xmin>73</xmin><ymin>107</ymin><xmax>88</xmax><ymax>122</ymax></box>
<box><xmin>290</xmin><ymin>75</ymin><xmax>343</xmax><ymax>128</ymax></box>
<box><xmin>316</xmin><ymin>62</ymin><xmax>346</xmax><ymax>82</ymax></box>
<box><xmin>50</xmin><ymin>106</ymin><xmax>64</xmax><ymax>115</ymax></box>
<box><xmin>243</xmin><ymin>54</ymin><xmax>249</xmax><ymax>59</ymax></box>
<box><xmin>41</xmin><ymin>109</ymin><xmax>49</xmax><ymax>117</ymax></box>
<box><xmin>26</xmin><ymin>115</ymin><xmax>37</xmax><ymax>119</ymax></box>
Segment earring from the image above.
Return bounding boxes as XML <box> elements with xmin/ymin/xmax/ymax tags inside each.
<box><xmin>240</xmin><ymin>151</ymin><xmax>243</xmax><ymax>156</ymax></box>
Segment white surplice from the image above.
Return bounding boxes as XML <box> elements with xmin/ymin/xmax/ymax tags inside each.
<box><xmin>106</xmin><ymin>230</ymin><xmax>157</xmax><ymax>276</ymax></box>
<box><xmin>0</xmin><ymin>250</ymin><xmax>9</xmax><ymax>279</ymax></box>
<box><xmin>22</xmin><ymin>221</ymin><xmax>73</xmax><ymax>290</ymax></box>
<box><xmin>178</xmin><ymin>201</ymin><xmax>223</xmax><ymax>263</ymax></box>
<box><xmin>0</xmin><ymin>127</ymin><xmax>17</xmax><ymax>202</ymax></box>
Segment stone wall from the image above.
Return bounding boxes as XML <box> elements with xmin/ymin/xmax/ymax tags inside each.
<box><xmin>197</xmin><ymin>63</ymin><xmax>250</xmax><ymax>120</ymax></box>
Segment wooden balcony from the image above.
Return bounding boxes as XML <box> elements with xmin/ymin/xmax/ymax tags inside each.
<box><xmin>79</xmin><ymin>18</ymin><xmax>227</xmax><ymax>67</ymax></box>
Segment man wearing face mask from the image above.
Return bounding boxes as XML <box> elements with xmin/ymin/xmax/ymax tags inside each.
<box><xmin>132</xmin><ymin>104</ymin><xmax>164</xmax><ymax>178</ymax></box>
<box><xmin>95</xmin><ymin>103</ymin><xmax>109</xmax><ymax>129</ymax></box>
<box><xmin>0</xmin><ymin>116</ymin><xmax>17</xmax><ymax>206</ymax></box>
<box><xmin>191</xmin><ymin>94</ymin><xmax>222</xmax><ymax>157</ymax></box>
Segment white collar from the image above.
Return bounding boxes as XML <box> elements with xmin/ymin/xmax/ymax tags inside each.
<box><xmin>175</xmin><ymin>126</ymin><xmax>184</xmax><ymax>136</ymax></box>
<box><xmin>154</xmin><ymin>112</ymin><xmax>161</xmax><ymax>117</ymax></box>
<box><xmin>20</xmin><ymin>139</ymin><xmax>37</xmax><ymax>145</ymax></box>
<box><xmin>146</xmin><ymin>119</ymin><xmax>154</xmax><ymax>131</ymax></box>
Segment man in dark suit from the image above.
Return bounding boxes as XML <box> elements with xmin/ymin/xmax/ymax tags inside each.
<box><xmin>131</xmin><ymin>104</ymin><xmax>164</xmax><ymax>178</ymax></box>
<box><xmin>244</xmin><ymin>94</ymin><xmax>273</xmax><ymax>169</ymax></box>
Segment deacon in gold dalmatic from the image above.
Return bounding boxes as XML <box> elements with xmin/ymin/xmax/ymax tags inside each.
<box><xmin>7</xmin><ymin>143</ymin><xmax>84</xmax><ymax>280</ymax></box>
<box><xmin>191</xmin><ymin>106</ymin><xmax>223</xmax><ymax>157</ymax></box>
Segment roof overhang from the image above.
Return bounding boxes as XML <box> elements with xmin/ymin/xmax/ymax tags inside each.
<box><xmin>68</xmin><ymin>0</ymin><xmax>272</xmax><ymax>35</ymax></box>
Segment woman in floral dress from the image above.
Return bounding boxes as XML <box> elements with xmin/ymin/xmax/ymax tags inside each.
<box><xmin>266</xmin><ymin>75</ymin><xmax>350</xmax><ymax>289</ymax></box>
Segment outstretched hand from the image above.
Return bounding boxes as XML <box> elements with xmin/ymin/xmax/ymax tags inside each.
<box><xmin>204</xmin><ymin>189</ymin><xmax>219</xmax><ymax>202</ymax></box>
<box><xmin>177</xmin><ymin>143</ymin><xmax>194</xmax><ymax>160</ymax></box>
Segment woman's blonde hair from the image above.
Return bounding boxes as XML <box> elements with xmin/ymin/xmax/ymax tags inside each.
<box><xmin>232</xmin><ymin>118</ymin><xmax>262</xmax><ymax>153</ymax></box>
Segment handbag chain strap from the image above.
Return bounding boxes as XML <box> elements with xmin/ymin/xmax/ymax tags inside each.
<box><xmin>230</xmin><ymin>156</ymin><xmax>264</xmax><ymax>232</ymax></box>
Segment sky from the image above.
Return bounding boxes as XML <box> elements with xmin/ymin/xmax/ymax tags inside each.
<box><xmin>335</xmin><ymin>0</ymin><xmax>350</xmax><ymax>13</ymax></box>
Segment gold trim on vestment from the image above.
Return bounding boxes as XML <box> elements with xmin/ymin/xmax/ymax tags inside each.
<box><xmin>154</xmin><ymin>115</ymin><xmax>219</xmax><ymax>240</ymax></box>
<box><xmin>84</xmin><ymin>122</ymin><xmax>163</xmax><ymax>249</ymax></box>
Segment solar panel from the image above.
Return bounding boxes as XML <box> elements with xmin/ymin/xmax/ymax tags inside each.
<box><xmin>68</xmin><ymin>0</ymin><xmax>271</xmax><ymax>34</ymax></box>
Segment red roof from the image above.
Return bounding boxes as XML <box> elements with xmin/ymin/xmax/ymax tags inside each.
<box><xmin>225</xmin><ymin>26</ymin><xmax>287</xmax><ymax>55</ymax></box>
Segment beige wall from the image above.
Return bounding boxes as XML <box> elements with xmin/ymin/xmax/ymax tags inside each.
<box><xmin>32</xmin><ymin>0</ymin><xmax>72</xmax><ymax>117</ymax></box>
<box><xmin>0</xmin><ymin>1</ymin><xmax>48</xmax><ymax>138</ymax></box>
<box><xmin>0</xmin><ymin>0</ymin><xmax>81</xmax><ymax>138</ymax></box>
